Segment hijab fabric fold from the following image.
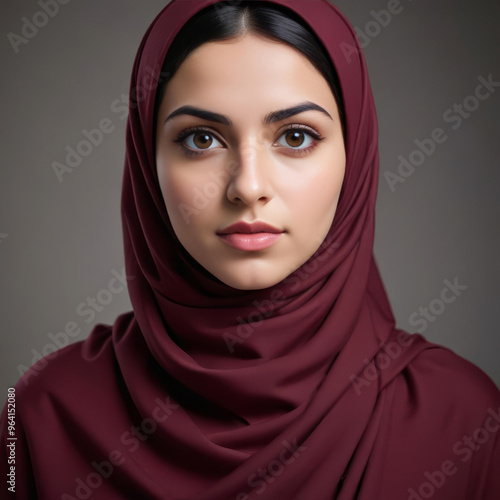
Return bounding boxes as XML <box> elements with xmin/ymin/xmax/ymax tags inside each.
<box><xmin>118</xmin><ymin>0</ymin><xmax>430</xmax><ymax>495</ymax></box>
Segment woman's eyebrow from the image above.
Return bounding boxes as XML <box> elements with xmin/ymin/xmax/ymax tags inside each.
<box><xmin>265</xmin><ymin>102</ymin><xmax>333</xmax><ymax>123</ymax></box>
<box><xmin>164</xmin><ymin>101</ymin><xmax>333</xmax><ymax>125</ymax></box>
<box><xmin>165</xmin><ymin>106</ymin><xmax>231</xmax><ymax>125</ymax></box>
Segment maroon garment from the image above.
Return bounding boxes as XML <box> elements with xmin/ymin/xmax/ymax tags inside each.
<box><xmin>1</xmin><ymin>0</ymin><xmax>499</xmax><ymax>498</ymax></box>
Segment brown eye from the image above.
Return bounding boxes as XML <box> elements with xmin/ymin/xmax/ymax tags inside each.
<box><xmin>174</xmin><ymin>128</ymin><xmax>224</xmax><ymax>155</ymax></box>
<box><xmin>285</xmin><ymin>131</ymin><xmax>305</xmax><ymax>148</ymax></box>
<box><xmin>193</xmin><ymin>133</ymin><xmax>214</xmax><ymax>149</ymax></box>
<box><xmin>276</xmin><ymin>128</ymin><xmax>317</xmax><ymax>151</ymax></box>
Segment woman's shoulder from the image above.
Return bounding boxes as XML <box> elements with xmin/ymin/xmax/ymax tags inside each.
<box><xmin>387</xmin><ymin>339</ymin><xmax>500</xmax><ymax>451</ymax></box>
<box><xmin>405</xmin><ymin>342</ymin><xmax>500</xmax><ymax>411</ymax></box>
<box><xmin>374</xmin><ymin>340</ymin><xmax>500</xmax><ymax>498</ymax></box>
<box><xmin>12</xmin><ymin>312</ymin><xmax>135</xmax><ymax>412</ymax></box>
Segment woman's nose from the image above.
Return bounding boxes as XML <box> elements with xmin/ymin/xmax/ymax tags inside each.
<box><xmin>226</xmin><ymin>137</ymin><xmax>274</xmax><ymax>207</ymax></box>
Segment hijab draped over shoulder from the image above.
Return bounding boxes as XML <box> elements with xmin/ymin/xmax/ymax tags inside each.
<box><xmin>1</xmin><ymin>0</ymin><xmax>499</xmax><ymax>498</ymax></box>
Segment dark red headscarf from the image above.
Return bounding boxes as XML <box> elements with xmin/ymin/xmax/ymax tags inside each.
<box><xmin>1</xmin><ymin>1</ymin><xmax>499</xmax><ymax>498</ymax></box>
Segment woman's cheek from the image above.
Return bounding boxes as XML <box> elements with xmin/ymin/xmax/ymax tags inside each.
<box><xmin>163</xmin><ymin>167</ymin><xmax>221</xmax><ymax>229</ymax></box>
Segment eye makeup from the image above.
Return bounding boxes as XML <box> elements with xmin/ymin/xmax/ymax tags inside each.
<box><xmin>172</xmin><ymin>123</ymin><xmax>325</xmax><ymax>158</ymax></box>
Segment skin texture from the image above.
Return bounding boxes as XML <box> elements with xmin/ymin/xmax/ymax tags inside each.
<box><xmin>156</xmin><ymin>33</ymin><xmax>345</xmax><ymax>290</ymax></box>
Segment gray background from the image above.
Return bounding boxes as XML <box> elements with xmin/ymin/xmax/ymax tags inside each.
<box><xmin>0</xmin><ymin>0</ymin><xmax>499</xmax><ymax>399</ymax></box>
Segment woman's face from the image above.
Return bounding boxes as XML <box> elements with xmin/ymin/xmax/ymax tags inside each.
<box><xmin>156</xmin><ymin>33</ymin><xmax>345</xmax><ymax>290</ymax></box>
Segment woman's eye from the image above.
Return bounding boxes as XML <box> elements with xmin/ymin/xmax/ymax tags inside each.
<box><xmin>277</xmin><ymin>130</ymin><xmax>315</xmax><ymax>149</ymax></box>
<box><xmin>185</xmin><ymin>132</ymin><xmax>223</xmax><ymax>151</ymax></box>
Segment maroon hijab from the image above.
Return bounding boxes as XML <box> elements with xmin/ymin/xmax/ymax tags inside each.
<box><xmin>1</xmin><ymin>1</ymin><xmax>499</xmax><ymax>498</ymax></box>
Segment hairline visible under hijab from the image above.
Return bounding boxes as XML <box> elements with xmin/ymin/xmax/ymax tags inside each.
<box><xmin>153</xmin><ymin>0</ymin><xmax>346</xmax><ymax>138</ymax></box>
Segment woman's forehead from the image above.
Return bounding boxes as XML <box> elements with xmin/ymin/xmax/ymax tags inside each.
<box><xmin>159</xmin><ymin>34</ymin><xmax>338</xmax><ymax>119</ymax></box>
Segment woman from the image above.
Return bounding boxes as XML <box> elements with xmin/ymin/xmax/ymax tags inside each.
<box><xmin>1</xmin><ymin>0</ymin><xmax>499</xmax><ymax>498</ymax></box>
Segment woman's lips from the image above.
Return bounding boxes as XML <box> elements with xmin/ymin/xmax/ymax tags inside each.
<box><xmin>216</xmin><ymin>221</ymin><xmax>284</xmax><ymax>251</ymax></box>
<box><xmin>218</xmin><ymin>232</ymin><xmax>283</xmax><ymax>251</ymax></box>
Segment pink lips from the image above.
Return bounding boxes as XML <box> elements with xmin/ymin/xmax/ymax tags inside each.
<box><xmin>216</xmin><ymin>221</ymin><xmax>284</xmax><ymax>251</ymax></box>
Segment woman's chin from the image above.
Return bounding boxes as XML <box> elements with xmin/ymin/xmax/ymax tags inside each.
<box><xmin>206</xmin><ymin>262</ymin><xmax>290</xmax><ymax>291</ymax></box>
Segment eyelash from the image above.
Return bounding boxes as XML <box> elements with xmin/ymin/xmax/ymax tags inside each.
<box><xmin>173</xmin><ymin>124</ymin><xmax>325</xmax><ymax>158</ymax></box>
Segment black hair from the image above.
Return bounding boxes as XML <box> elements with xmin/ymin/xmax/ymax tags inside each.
<box><xmin>155</xmin><ymin>0</ymin><xmax>345</xmax><ymax>131</ymax></box>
